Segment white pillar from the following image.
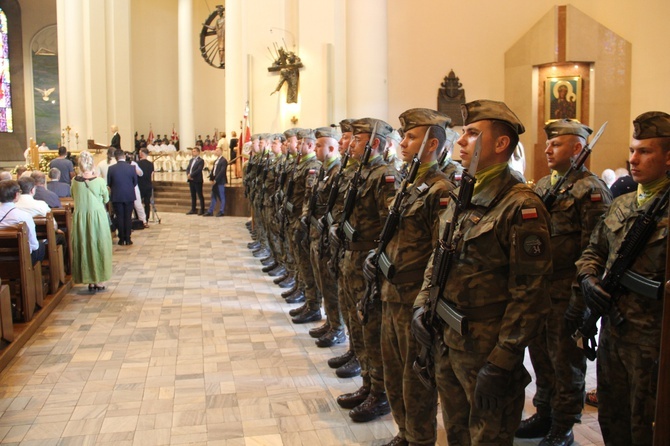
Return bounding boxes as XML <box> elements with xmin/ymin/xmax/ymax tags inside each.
<box><xmin>225</xmin><ymin>0</ymin><xmax>245</xmax><ymax>139</ymax></box>
<box><xmin>178</xmin><ymin>0</ymin><xmax>195</xmax><ymax>149</ymax></box>
<box><xmin>56</xmin><ymin>0</ymin><xmax>88</xmax><ymax>148</ymax></box>
<box><xmin>346</xmin><ymin>0</ymin><xmax>388</xmax><ymax>121</ymax></box>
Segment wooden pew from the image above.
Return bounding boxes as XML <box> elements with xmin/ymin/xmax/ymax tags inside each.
<box><xmin>0</xmin><ymin>279</ymin><xmax>13</xmax><ymax>343</ymax></box>
<box><xmin>33</xmin><ymin>213</ymin><xmax>65</xmax><ymax>296</ymax></box>
<box><xmin>0</xmin><ymin>223</ymin><xmax>39</xmax><ymax>322</ymax></box>
<box><xmin>59</xmin><ymin>197</ymin><xmax>74</xmax><ymax>208</ymax></box>
<box><xmin>52</xmin><ymin>205</ymin><xmax>73</xmax><ymax>275</ymax></box>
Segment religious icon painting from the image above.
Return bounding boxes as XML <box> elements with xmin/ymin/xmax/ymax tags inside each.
<box><xmin>545</xmin><ymin>76</ymin><xmax>581</xmax><ymax>123</ymax></box>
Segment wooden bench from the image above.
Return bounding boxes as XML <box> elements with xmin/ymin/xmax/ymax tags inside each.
<box><xmin>59</xmin><ymin>197</ymin><xmax>74</xmax><ymax>209</ymax></box>
<box><xmin>0</xmin><ymin>223</ymin><xmax>41</xmax><ymax>322</ymax></box>
<box><xmin>33</xmin><ymin>213</ymin><xmax>65</xmax><ymax>296</ymax></box>
<box><xmin>52</xmin><ymin>205</ymin><xmax>73</xmax><ymax>275</ymax></box>
<box><xmin>0</xmin><ymin>279</ymin><xmax>13</xmax><ymax>343</ymax></box>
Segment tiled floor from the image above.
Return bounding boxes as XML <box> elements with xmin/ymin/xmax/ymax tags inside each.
<box><xmin>0</xmin><ymin>214</ymin><xmax>603</xmax><ymax>445</ymax></box>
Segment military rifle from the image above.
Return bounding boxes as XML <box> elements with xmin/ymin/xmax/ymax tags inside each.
<box><xmin>573</xmin><ymin>181</ymin><xmax>670</xmax><ymax>360</ymax></box>
<box><xmin>275</xmin><ymin>152</ymin><xmax>293</xmax><ymax>205</ymax></box>
<box><xmin>542</xmin><ymin>122</ymin><xmax>607</xmax><ymax>209</ymax></box>
<box><xmin>250</xmin><ymin>151</ymin><xmax>269</xmax><ymax>202</ymax></box>
<box><xmin>357</xmin><ymin>128</ymin><xmax>432</xmax><ymax>324</ymax></box>
<box><xmin>304</xmin><ymin>167</ymin><xmax>326</xmax><ymax>232</ymax></box>
<box><xmin>413</xmin><ymin>133</ymin><xmax>482</xmax><ymax>389</ymax></box>
<box><xmin>330</xmin><ymin>124</ymin><xmax>378</xmax><ymax>277</ymax></box>
<box><xmin>280</xmin><ymin>145</ymin><xmax>303</xmax><ymax>239</ymax></box>
<box><xmin>259</xmin><ymin>152</ymin><xmax>273</xmax><ymax>203</ymax></box>
<box><xmin>318</xmin><ymin>149</ymin><xmax>351</xmax><ymax>259</ymax></box>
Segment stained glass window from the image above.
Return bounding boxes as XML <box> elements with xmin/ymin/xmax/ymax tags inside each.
<box><xmin>0</xmin><ymin>9</ymin><xmax>12</xmax><ymax>133</ymax></box>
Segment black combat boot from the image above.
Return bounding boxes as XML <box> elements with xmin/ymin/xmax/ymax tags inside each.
<box><xmin>292</xmin><ymin>308</ymin><xmax>321</xmax><ymax>324</ymax></box>
<box><xmin>309</xmin><ymin>322</ymin><xmax>330</xmax><ymax>339</ymax></box>
<box><xmin>268</xmin><ymin>265</ymin><xmax>287</xmax><ymax>277</ymax></box>
<box><xmin>349</xmin><ymin>391</ymin><xmax>391</xmax><ymax>422</ymax></box>
<box><xmin>328</xmin><ymin>350</ymin><xmax>354</xmax><ymax>369</ymax></box>
<box><xmin>383</xmin><ymin>436</ymin><xmax>408</xmax><ymax>446</ymax></box>
<box><xmin>261</xmin><ymin>262</ymin><xmax>278</xmax><ymax>272</ymax></box>
<box><xmin>285</xmin><ymin>291</ymin><xmax>305</xmax><ymax>304</ymax></box>
<box><xmin>316</xmin><ymin>329</ymin><xmax>346</xmax><ymax>348</ymax></box>
<box><xmin>515</xmin><ymin>413</ymin><xmax>552</xmax><ymax>438</ymax></box>
<box><xmin>289</xmin><ymin>304</ymin><xmax>307</xmax><ymax>317</ymax></box>
<box><xmin>280</xmin><ymin>282</ymin><xmax>297</xmax><ymax>297</ymax></box>
<box><xmin>539</xmin><ymin>424</ymin><xmax>574</xmax><ymax>446</ymax></box>
<box><xmin>336</xmin><ymin>356</ymin><xmax>361</xmax><ymax>378</ymax></box>
<box><xmin>336</xmin><ymin>385</ymin><xmax>370</xmax><ymax>409</ymax></box>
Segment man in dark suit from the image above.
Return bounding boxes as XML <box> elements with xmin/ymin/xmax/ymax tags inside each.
<box><xmin>107</xmin><ymin>149</ymin><xmax>138</xmax><ymax>245</ymax></box>
<box><xmin>203</xmin><ymin>148</ymin><xmax>228</xmax><ymax>216</ymax></box>
<box><xmin>137</xmin><ymin>147</ymin><xmax>154</xmax><ymax>220</ymax></box>
<box><xmin>110</xmin><ymin>125</ymin><xmax>121</xmax><ymax>150</ymax></box>
<box><xmin>186</xmin><ymin>147</ymin><xmax>205</xmax><ymax>215</ymax></box>
<box><xmin>30</xmin><ymin>171</ymin><xmax>61</xmax><ymax>208</ymax></box>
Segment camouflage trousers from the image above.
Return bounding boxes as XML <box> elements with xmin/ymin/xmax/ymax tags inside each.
<box><xmin>262</xmin><ymin>203</ymin><xmax>283</xmax><ymax>264</ymax></box>
<box><xmin>337</xmin><ymin>254</ymin><xmax>356</xmax><ymax>357</ymax></box>
<box><xmin>434</xmin><ymin>346</ymin><xmax>529</xmax><ymax>446</ymax></box>
<box><xmin>310</xmin><ymin>230</ymin><xmax>343</xmax><ymax>329</ymax></box>
<box><xmin>253</xmin><ymin>201</ymin><xmax>269</xmax><ymax>247</ymax></box>
<box><xmin>291</xmin><ymin>221</ymin><xmax>316</xmax><ymax>301</ymax></box>
<box><xmin>381</xmin><ymin>302</ymin><xmax>438</xmax><ymax>445</ymax></box>
<box><xmin>597</xmin><ymin>324</ymin><xmax>658</xmax><ymax>446</ymax></box>
<box><xmin>341</xmin><ymin>250</ymin><xmax>384</xmax><ymax>394</ymax></box>
<box><xmin>527</xmin><ymin>280</ymin><xmax>586</xmax><ymax>424</ymax></box>
<box><xmin>285</xmin><ymin>218</ymin><xmax>304</xmax><ymax>285</ymax></box>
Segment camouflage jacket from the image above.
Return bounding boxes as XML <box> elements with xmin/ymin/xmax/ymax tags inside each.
<box><xmin>415</xmin><ymin>165</ymin><xmax>552</xmax><ymax>371</ymax></box>
<box><xmin>534</xmin><ymin>168</ymin><xmax>612</xmax><ymax>307</ymax></box>
<box><xmin>380</xmin><ymin>164</ymin><xmax>455</xmax><ymax>304</ymax></box>
<box><xmin>344</xmin><ymin>156</ymin><xmax>400</xmax><ymax>244</ymax></box>
<box><xmin>329</xmin><ymin>161</ymin><xmax>358</xmax><ymax>224</ymax></box>
<box><xmin>286</xmin><ymin>153</ymin><xmax>321</xmax><ymax>223</ymax></box>
<box><xmin>304</xmin><ymin>158</ymin><xmax>342</xmax><ymax>228</ymax></box>
<box><xmin>261</xmin><ymin>154</ymin><xmax>282</xmax><ymax>207</ymax></box>
<box><xmin>576</xmin><ymin>188</ymin><xmax>669</xmax><ymax>346</ymax></box>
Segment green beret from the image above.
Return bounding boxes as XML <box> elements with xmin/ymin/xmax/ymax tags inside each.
<box><xmin>398</xmin><ymin>108</ymin><xmax>451</xmax><ymax>132</ymax></box>
<box><xmin>633</xmin><ymin>111</ymin><xmax>670</xmax><ymax>139</ymax></box>
<box><xmin>270</xmin><ymin>133</ymin><xmax>286</xmax><ymax>142</ymax></box>
<box><xmin>283</xmin><ymin>128</ymin><xmax>299</xmax><ymax>139</ymax></box>
<box><xmin>259</xmin><ymin>133</ymin><xmax>273</xmax><ymax>141</ymax></box>
<box><xmin>339</xmin><ymin>119</ymin><xmax>356</xmax><ymax>133</ymax></box>
<box><xmin>461</xmin><ymin>99</ymin><xmax>525</xmax><ymax>135</ymax></box>
<box><xmin>544</xmin><ymin>119</ymin><xmax>592</xmax><ymax>140</ymax></box>
<box><xmin>388</xmin><ymin>130</ymin><xmax>402</xmax><ymax>143</ymax></box>
<box><xmin>351</xmin><ymin>118</ymin><xmax>393</xmax><ymax>139</ymax></box>
<box><xmin>251</xmin><ymin>133</ymin><xmax>260</xmax><ymax>141</ymax></box>
<box><xmin>297</xmin><ymin>128</ymin><xmax>315</xmax><ymax>140</ymax></box>
<box><xmin>315</xmin><ymin>127</ymin><xmax>341</xmax><ymax>140</ymax></box>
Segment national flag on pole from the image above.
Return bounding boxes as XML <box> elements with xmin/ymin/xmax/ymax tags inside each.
<box><xmin>241</xmin><ymin>102</ymin><xmax>251</xmax><ymax>145</ymax></box>
<box><xmin>147</xmin><ymin>124</ymin><xmax>154</xmax><ymax>145</ymax></box>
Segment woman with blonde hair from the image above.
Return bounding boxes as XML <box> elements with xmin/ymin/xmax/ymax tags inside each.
<box><xmin>71</xmin><ymin>151</ymin><xmax>113</xmax><ymax>291</ymax></box>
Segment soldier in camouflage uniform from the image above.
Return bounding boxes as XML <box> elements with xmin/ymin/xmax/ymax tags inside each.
<box><xmin>364</xmin><ymin>109</ymin><xmax>456</xmax><ymax>446</ymax></box>
<box><xmin>517</xmin><ymin>119</ymin><xmax>612</xmax><ymax>446</ymax></box>
<box><xmin>294</xmin><ymin>127</ymin><xmax>348</xmax><ymax>343</ymax></box>
<box><xmin>324</xmin><ymin>119</ymin><xmax>363</xmax><ymax>375</ymax></box>
<box><xmin>285</xmin><ymin>129</ymin><xmax>322</xmax><ymax>313</ymax></box>
<box><xmin>385</xmin><ymin>129</ymin><xmax>404</xmax><ymax>172</ymax></box>
<box><xmin>576</xmin><ymin>111</ymin><xmax>670</xmax><ymax>446</ymax></box>
<box><xmin>245</xmin><ymin>135</ymin><xmax>264</xmax><ymax>250</ymax></box>
<box><xmin>331</xmin><ymin>118</ymin><xmax>400</xmax><ymax>422</ymax></box>
<box><xmin>277</xmin><ymin>130</ymin><xmax>302</xmax><ymax>293</ymax></box>
<box><xmin>259</xmin><ymin>134</ymin><xmax>285</xmax><ymax>274</ymax></box>
<box><xmin>412</xmin><ymin>100</ymin><xmax>553</xmax><ymax>445</ymax></box>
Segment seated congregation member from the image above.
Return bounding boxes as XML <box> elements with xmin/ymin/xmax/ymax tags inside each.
<box><xmin>50</xmin><ymin>146</ymin><xmax>75</xmax><ymax>185</ymax></box>
<box><xmin>71</xmin><ymin>151</ymin><xmax>113</xmax><ymax>291</ymax></box>
<box><xmin>0</xmin><ymin>179</ymin><xmax>45</xmax><ymax>265</ymax></box>
<box><xmin>0</xmin><ymin>171</ymin><xmax>11</xmax><ymax>181</ymax></box>
<box><xmin>47</xmin><ymin>168</ymin><xmax>72</xmax><ymax>197</ymax></box>
<box><xmin>31</xmin><ymin>170</ymin><xmax>61</xmax><ymax>209</ymax></box>
<box><xmin>16</xmin><ymin>176</ymin><xmax>51</xmax><ymax>218</ymax></box>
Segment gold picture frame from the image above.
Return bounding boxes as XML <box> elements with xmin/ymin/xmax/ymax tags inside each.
<box><xmin>545</xmin><ymin>75</ymin><xmax>581</xmax><ymax>122</ymax></box>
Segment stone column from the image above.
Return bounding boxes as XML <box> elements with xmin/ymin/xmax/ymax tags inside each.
<box><xmin>225</xmin><ymin>0</ymin><xmax>245</xmax><ymax>141</ymax></box>
<box><xmin>178</xmin><ymin>0</ymin><xmax>195</xmax><ymax>149</ymax></box>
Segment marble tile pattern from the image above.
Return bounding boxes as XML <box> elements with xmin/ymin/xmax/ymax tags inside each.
<box><xmin>0</xmin><ymin>214</ymin><xmax>603</xmax><ymax>445</ymax></box>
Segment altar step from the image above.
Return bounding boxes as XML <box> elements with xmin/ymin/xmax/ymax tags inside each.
<box><xmin>153</xmin><ymin>181</ymin><xmax>250</xmax><ymax>216</ymax></box>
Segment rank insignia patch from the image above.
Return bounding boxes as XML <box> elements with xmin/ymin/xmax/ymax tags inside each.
<box><xmin>440</xmin><ymin>197</ymin><xmax>450</xmax><ymax>207</ymax></box>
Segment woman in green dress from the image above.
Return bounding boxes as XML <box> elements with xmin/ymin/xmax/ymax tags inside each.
<box><xmin>71</xmin><ymin>151</ymin><xmax>113</xmax><ymax>291</ymax></box>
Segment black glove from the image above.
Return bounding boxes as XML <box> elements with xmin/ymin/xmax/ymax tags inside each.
<box><xmin>300</xmin><ymin>216</ymin><xmax>309</xmax><ymax>233</ymax></box>
<box><xmin>580</xmin><ymin>275</ymin><xmax>612</xmax><ymax>316</ymax></box>
<box><xmin>329</xmin><ymin>225</ymin><xmax>341</xmax><ymax>254</ymax></box>
<box><xmin>294</xmin><ymin>228</ymin><xmax>306</xmax><ymax>245</ymax></box>
<box><xmin>363</xmin><ymin>250</ymin><xmax>378</xmax><ymax>282</ymax></box>
<box><xmin>411</xmin><ymin>306</ymin><xmax>433</xmax><ymax>349</ymax></box>
<box><xmin>327</xmin><ymin>257</ymin><xmax>337</xmax><ymax>278</ymax></box>
<box><xmin>474</xmin><ymin>363</ymin><xmax>512</xmax><ymax>411</ymax></box>
<box><xmin>564</xmin><ymin>304</ymin><xmax>587</xmax><ymax>333</ymax></box>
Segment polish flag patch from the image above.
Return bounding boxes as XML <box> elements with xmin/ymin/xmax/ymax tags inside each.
<box><xmin>522</xmin><ymin>208</ymin><xmax>538</xmax><ymax>220</ymax></box>
<box><xmin>308</xmin><ymin>169</ymin><xmax>316</xmax><ymax>175</ymax></box>
<box><xmin>455</xmin><ymin>174</ymin><xmax>462</xmax><ymax>181</ymax></box>
<box><xmin>440</xmin><ymin>197</ymin><xmax>450</xmax><ymax>207</ymax></box>
<box><xmin>590</xmin><ymin>193</ymin><xmax>602</xmax><ymax>202</ymax></box>
<box><xmin>385</xmin><ymin>175</ymin><xmax>396</xmax><ymax>183</ymax></box>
